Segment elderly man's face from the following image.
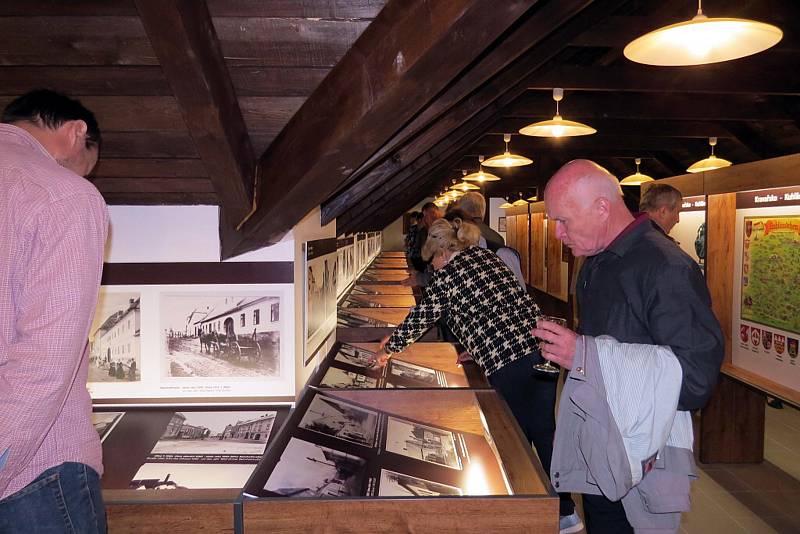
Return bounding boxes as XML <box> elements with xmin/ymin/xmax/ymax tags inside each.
<box><xmin>547</xmin><ymin>195</ymin><xmax>606</xmax><ymax>257</ymax></box>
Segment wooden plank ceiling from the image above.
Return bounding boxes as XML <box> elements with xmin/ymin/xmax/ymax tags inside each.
<box><xmin>1</xmin><ymin>0</ymin><xmax>798</xmax><ymax>256</ymax></box>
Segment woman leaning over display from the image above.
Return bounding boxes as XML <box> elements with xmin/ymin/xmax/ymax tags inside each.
<box><xmin>375</xmin><ymin>216</ymin><xmax>577</xmax><ymax>524</ymax></box>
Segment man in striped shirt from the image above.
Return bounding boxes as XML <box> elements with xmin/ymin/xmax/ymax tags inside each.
<box><xmin>0</xmin><ymin>90</ymin><xmax>108</xmax><ymax>533</ymax></box>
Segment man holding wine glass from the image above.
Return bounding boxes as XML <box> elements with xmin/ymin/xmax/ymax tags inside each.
<box><xmin>534</xmin><ymin>160</ymin><xmax>723</xmax><ymax>534</ymax></box>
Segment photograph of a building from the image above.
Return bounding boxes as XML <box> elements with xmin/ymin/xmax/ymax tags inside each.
<box><xmin>334</xmin><ymin>344</ymin><xmax>376</xmax><ymax>369</ymax></box>
<box><xmin>151</xmin><ymin>411</ymin><xmax>277</xmax><ymax>457</ymax></box>
<box><xmin>88</xmin><ymin>291</ymin><xmax>141</xmax><ymax>383</ymax></box>
<box><xmin>299</xmin><ymin>396</ymin><xmax>378</xmax><ymax>447</ymax></box>
<box><xmin>385</xmin><ymin>417</ymin><xmax>461</xmax><ymax>470</ymax></box>
<box><xmin>264</xmin><ymin>438</ymin><xmax>366</xmax><ymax>497</ymax></box>
<box><xmin>389</xmin><ymin>360</ymin><xmax>439</xmax><ymax>385</ymax></box>
<box><xmin>160</xmin><ymin>294</ymin><xmax>281</xmax><ymax>378</ymax></box>
<box><xmin>320</xmin><ymin>367</ymin><xmax>377</xmax><ymax>389</ymax></box>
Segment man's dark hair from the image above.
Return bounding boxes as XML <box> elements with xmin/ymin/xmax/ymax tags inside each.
<box><xmin>2</xmin><ymin>89</ymin><xmax>101</xmax><ymax>148</ymax></box>
<box><xmin>421</xmin><ymin>202</ymin><xmax>438</xmax><ymax>214</ymax></box>
<box><xmin>639</xmin><ymin>183</ymin><xmax>682</xmax><ymax>212</ymax></box>
<box><xmin>409</xmin><ymin>211</ymin><xmax>422</xmax><ymax>220</ymax></box>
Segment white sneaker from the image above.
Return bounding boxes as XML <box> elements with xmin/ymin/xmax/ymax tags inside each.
<box><xmin>559</xmin><ymin>512</ymin><xmax>584</xmax><ymax>534</ymax></box>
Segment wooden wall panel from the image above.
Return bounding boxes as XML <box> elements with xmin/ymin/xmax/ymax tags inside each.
<box><xmin>545</xmin><ymin>219</ymin><xmax>562</xmax><ymax>297</ymax></box>
<box><xmin>706</xmin><ymin>193</ymin><xmax>736</xmax><ymax>365</ymax></box>
<box><xmin>700</xmin><ymin>374</ymin><xmax>765</xmax><ymax>463</ymax></box>
<box><xmin>530</xmin><ymin>212</ymin><xmax>545</xmax><ymax>289</ymax></box>
<box><xmin>505</xmin><ymin>215</ymin><xmax>517</xmax><ymax>253</ymax></box>
<box><xmin>516</xmin><ymin>213</ymin><xmax>530</xmax><ymax>284</ymax></box>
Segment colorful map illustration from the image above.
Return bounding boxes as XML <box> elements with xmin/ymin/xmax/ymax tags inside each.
<box><xmin>741</xmin><ymin>216</ymin><xmax>800</xmax><ymax>335</ymax></box>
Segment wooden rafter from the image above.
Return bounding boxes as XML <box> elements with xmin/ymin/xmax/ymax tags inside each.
<box><xmin>134</xmin><ymin>0</ymin><xmax>255</xmax><ymax>244</ymax></box>
<box><xmin>231</xmin><ymin>0</ymin><xmax>540</xmax><ymax>256</ymax></box>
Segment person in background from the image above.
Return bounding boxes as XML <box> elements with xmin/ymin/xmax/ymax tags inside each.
<box><xmin>534</xmin><ymin>160</ymin><xmax>723</xmax><ymax>533</ymax></box>
<box><xmin>458</xmin><ymin>191</ymin><xmax>505</xmax><ymax>251</ymax></box>
<box><xmin>377</xmin><ymin>217</ymin><xmax>580</xmax><ymax>533</ymax></box>
<box><xmin>402</xmin><ymin>202</ymin><xmax>443</xmax><ymax>287</ymax></box>
<box><xmin>403</xmin><ymin>211</ymin><xmax>421</xmax><ymax>259</ymax></box>
<box><xmin>0</xmin><ymin>89</ymin><xmax>108</xmax><ymax>533</ymax></box>
<box><xmin>639</xmin><ymin>183</ymin><xmax>683</xmax><ymax>236</ymax></box>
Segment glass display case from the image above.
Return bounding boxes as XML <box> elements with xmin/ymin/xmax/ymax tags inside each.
<box><xmin>241</xmin><ymin>388</ymin><xmax>557</xmax><ymax>532</ymax></box>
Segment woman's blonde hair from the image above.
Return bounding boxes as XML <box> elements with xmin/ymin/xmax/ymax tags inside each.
<box><xmin>422</xmin><ymin>217</ymin><xmax>480</xmax><ymax>261</ymax></box>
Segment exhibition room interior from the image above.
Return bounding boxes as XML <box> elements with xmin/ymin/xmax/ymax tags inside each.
<box><xmin>2</xmin><ymin>0</ymin><xmax>800</xmax><ymax>532</ymax></box>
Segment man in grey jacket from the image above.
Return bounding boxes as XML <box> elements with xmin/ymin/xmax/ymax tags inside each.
<box><xmin>534</xmin><ymin>160</ymin><xmax>724</xmax><ymax>533</ymax></box>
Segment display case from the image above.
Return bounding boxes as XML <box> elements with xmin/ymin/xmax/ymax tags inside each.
<box><xmin>350</xmin><ymin>283</ymin><xmax>415</xmax><ymax>296</ymax></box>
<box><xmin>96</xmin><ymin>404</ymin><xmax>291</xmax><ymax>532</ymax></box>
<box><xmin>358</xmin><ymin>269</ymin><xmax>411</xmax><ymax>282</ymax></box>
<box><xmin>241</xmin><ymin>388</ymin><xmax>557</xmax><ymax>532</ymax></box>
<box><xmin>308</xmin><ymin>341</ymin><xmax>488</xmax><ymax>390</ymax></box>
<box><xmin>338</xmin><ymin>306</ymin><xmax>410</xmax><ymax>328</ymax></box>
<box><xmin>342</xmin><ymin>294</ymin><xmax>417</xmax><ymax>308</ymax></box>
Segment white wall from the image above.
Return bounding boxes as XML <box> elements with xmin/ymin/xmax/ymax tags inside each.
<box><xmin>488</xmin><ymin>197</ymin><xmax>507</xmax><ymax>241</ymax></box>
<box><xmin>381</xmin><ymin>198</ymin><xmax>432</xmax><ymax>251</ymax></box>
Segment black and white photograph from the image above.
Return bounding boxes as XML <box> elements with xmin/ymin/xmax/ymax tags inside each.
<box><xmin>130</xmin><ymin>462</ymin><xmax>256</xmax><ymax>490</ymax></box>
<box><xmin>378</xmin><ymin>469</ymin><xmax>462</xmax><ymax>497</ymax></box>
<box><xmin>337</xmin><ymin>309</ymin><xmax>395</xmax><ymax>327</ymax></box>
<box><xmin>320</xmin><ymin>367</ymin><xmax>378</xmax><ymax>389</ymax></box>
<box><xmin>264</xmin><ymin>438</ymin><xmax>367</xmax><ymax>497</ymax></box>
<box><xmin>88</xmin><ymin>290</ymin><xmax>141</xmax><ymax>383</ymax></box>
<box><xmin>91</xmin><ymin>411</ymin><xmax>124</xmax><ymax>442</ymax></box>
<box><xmin>149</xmin><ymin>411</ymin><xmax>277</xmax><ymax>459</ymax></box>
<box><xmin>299</xmin><ymin>395</ymin><xmax>379</xmax><ymax>447</ymax></box>
<box><xmin>389</xmin><ymin>360</ymin><xmax>440</xmax><ymax>385</ymax></box>
<box><xmin>385</xmin><ymin>417</ymin><xmax>461</xmax><ymax>470</ymax></box>
<box><xmin>306</xmin><ymin>239</ymin><xmax>338</xmax><ymax>360</ymax></box>
<box><xmin>334</xmin><ymin>344</ymin><xmax>377</xmax><ymax>369</ymax></box>
<box><xmin>160</xmin><ymin>294</ymin><xmax>281</xmax><ymax>378</ymax></box>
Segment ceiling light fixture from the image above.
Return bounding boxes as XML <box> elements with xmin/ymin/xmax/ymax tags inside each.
<box><xmin>519</xmin><ymin>88</ymin><xmax>596</xmax><ymax>138</ymax></box>
<box><xmin>624</xmin><ymin>0</ymin><xmax>783</xmax><ymax>66</ymax></box>
<box><xmin>619</xmin><ymin>158</ymin><xmax>655</xmax><ymax>186</ymax></box>
<box><xmin>463</xmin><ymin>156</ymin><xmax>501</xmax><ymax>182</ymax></box>
<box><xmin>483</xmin><ymin>134</ymin><xmax>533</xmax><ymax>167</ymax></box>
<box><xmin>450</xmin><ymin>171</ymin><xmax>480</xmax><ymax>192</ymax></box>
<box><xmin>499</xmin><ymin>198</ymin><xmax>514</xmax><ymax>209</ymax></box>
<box><xmin>687</xmin><ymin>137</ymin><xmax>732</xmax><ymax>173</ymax></box>
<box><xmin>512</xmin><ymin>192</ymin><xmax>528</xmax><ymax>207</ymax></box>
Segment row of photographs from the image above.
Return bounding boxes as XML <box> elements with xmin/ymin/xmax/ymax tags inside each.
<box><xmin>315</xmin><ymin>343</ymin><xmax>454</xmax><ymax>389</ymax></box>
<box><xmin>247</xmin><ymin>392</ymin><xmax>472</xmax><ymax>498</ymax></box>
<box><xmin>93</xmin><ymin>407</ymin><xmax>289</xmax><ymax>490</ymax></box>
<box><xmin>337</xmin><ymin>308</ymin><xmax>399</xmax><ymax>328</ymax></box>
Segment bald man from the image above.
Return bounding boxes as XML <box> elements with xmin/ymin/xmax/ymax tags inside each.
<box><xmin>533</xmin><ymin>160</ymin><xmax>723</xmax><ymax>533</ymax></box>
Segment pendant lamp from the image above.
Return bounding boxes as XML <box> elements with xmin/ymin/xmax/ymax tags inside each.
<box><xmin>519</xmin><ymin>88</ymin><xmax>596</xmax><ymax>138</ymax></box>
<box><xmin>499</xmin><ymin>197</ymin><xmax>514</xmax><ymax>209</ymax></box>
<box><xmin>463</xmin><ymin>156</ymin><xmax>501</xmax><ymax>182</ymax></box>
<box><xmin>527</xmin><ymin>188</ymin><xmax>539</xmax><ymax>202</ymax></box>
<box><xmin>687</xmin><ymin>137</ymin><xmax>732</xmax><ymax>173</ymax></box>
<box><xmin>483</xmin><ymin>134</ymin><xmax>533</xmax><ymax>168</ymax></box>
<box><xmin>619</xmin><ymin>158</ymin><xmax>655</xmax><ymax>186</ymax></box>
<box><xmin>624</xmin><ymin>0</ymin><xmax>783</xmax><ymax>66</ymax></box>
<box><xmin>450</xmin><ymin>171</ymin><xmax>480</xmax><ymax>192</ymax></box>
<box><xmin>512</xmin><ymin>193</ymin><xmax>528</xmax><ymax>207</ymax></box>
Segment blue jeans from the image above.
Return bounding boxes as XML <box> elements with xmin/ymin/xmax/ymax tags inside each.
<box><xmin>0</xmin><ymin>462</ymin><xmax>106</xmax><ymax>534</ymax></box>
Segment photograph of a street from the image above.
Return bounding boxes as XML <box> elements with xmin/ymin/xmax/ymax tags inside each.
<box><xmin>160</xmin><ymin>294</ymin><xmax>281</xmax><ymax>378</ymax></box>
<box><xmin>299</xmin><ymin>395</ymin><xmax>378</xmax><ymax>447</ymax></box>
<box><xmin>320</xmin><ymin>367</ymin><xmax>377</xmax><ymax>389</ymax></box>
<box><xmin>88</xmin><ymin>291</ymin><xmax>141</xmax><ymax>383</ymax></box>
<box><xmin>385</xmin><ymin>417</ymin><xmax>461</xmax><ymax>470</ymax></box>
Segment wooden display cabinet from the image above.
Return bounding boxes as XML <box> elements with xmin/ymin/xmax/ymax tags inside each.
<box><xmin>242</xmin><ymin>389</ymin><xmax>558</xmax><ymax>533</ymax></box>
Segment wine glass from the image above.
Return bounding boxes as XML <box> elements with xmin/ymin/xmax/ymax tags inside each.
<box><xmin>533</xmin><ymin>315</ymin><xmax>566</xmax><ymax>374</ymax></box>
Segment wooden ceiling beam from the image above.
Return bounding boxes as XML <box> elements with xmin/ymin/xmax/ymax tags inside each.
<box><xmin>329</xmin><ymin>0</ymin><xmax>595</xmax><ymax>202</ymax></box>
<box><xmin>102</xmin><ymin>192</ymin><xmax>219</xmax><ymax>205</ymax></box>
<box><xmin>135</xmin><ymin>0</ymin><xmax>255</xmax><ymax>237</ymax></box>
<box><xmin>233</xmin><ymin>0</ymin><xmax>541</xmax><ymax>256</ymax></box>
<box><xmin>92</xmin><ymin>159</ymin><xmax>208</xmax><ymax>179</ymax></box>
<box><xmin>325</xmin><ymin>0</ymin><xmax>626</xmax><ymax>227</ymax></box>
<box><xmin>505</xmin><ymin>91</ymin><xmax>793</xmax><ymax>121</ymax></box>
<box><xmin>0</xmin><ymin>66</ymin><xmax>171</xmax><ymax>96</ymax></box>
<box><xmin>527</xmin><ymin>59</ymin><xmax>800</xmax><ymax>96</ymax></box>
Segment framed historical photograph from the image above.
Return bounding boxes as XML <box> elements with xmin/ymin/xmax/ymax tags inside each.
<box><xmin>334</xmin><ymin>344</ymin><xmax>377</xmax><ymax>369</ymax></box>
<box><xmin>148</xmin><ymin>411</ymin><xmax>277</xmax><ymax>460</ymax></box>
<box><xmin>319</xmin><ymin>367</ymin><xmax>378</xmax><ymax>389</ymax></box>
<box><xmin>378</xmin><ymin>469</ymin><xmax>462</xmax><ymax>497</ymax></box>
<box><xmin>161</xmin><ymin>294</ymin><xmax>281</xmax><ymax>379</ymax></box>
<box><xmin>263</xmin><ymin>438</ymin><xmax>368</xmax><ymax>497</ymax></box>
<box><xmin>385</xmin><ymin>417</ymin><xmax>461</xmax><ymax>470</ymax></box>
<box><xmin>88</xmin><ymin>289</ymin><xmax>141</xmax><ymax>384</ymax></box>
<box><xmin>89</xmin><ymin>262</ymin><xmax>295</xmax><ymax>403</ymax></box>
<box><xmin>305</xmin><ymin>239</ymin><xmax>338</xmax><ymax>363</ymax></box>
<box><xmin>498</xmin><ymin>216</ymin><xmax>507</xmax><ymax>233</ymax></box>
<box><xmin>388</xmin><ymin>360</ymin><xmax>440</xmax><ymax>386</ymax></box>
<box><xmin>298</xmin><ymin>396</ymin><xmax>379</xmax><ymax>448</ymax></box>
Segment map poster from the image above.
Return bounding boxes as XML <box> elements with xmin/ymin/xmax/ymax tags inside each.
<box><xmin>740</xmin><ymin>216</ymin><xmax>800</xmax><ymax>335</ymax></box>
<box><xmin>732</xmin><ymin>207</ymin><xmax>800</xmax><ymax>393</ymax></box>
